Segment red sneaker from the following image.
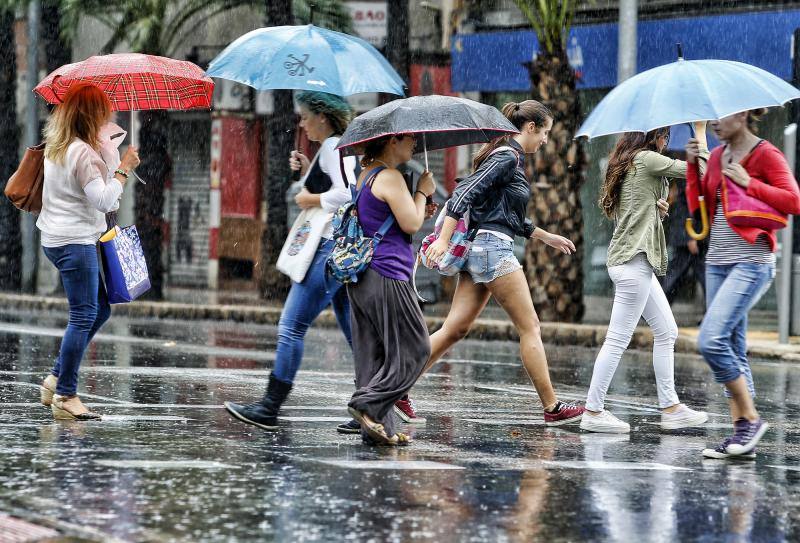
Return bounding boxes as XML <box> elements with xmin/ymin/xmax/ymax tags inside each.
<box><xmin>394</xmin><ymin>397</ymin><xmax>426</xmax><ymax>424</ymax></box>
<box><xmin>544</xmin><ymin>401</ymin><xmax>585</xmax><ymax>427</ymax></box>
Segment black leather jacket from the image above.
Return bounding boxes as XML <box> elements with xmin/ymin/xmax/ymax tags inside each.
<box><xmin>445</xmin><ymin>139</ymin><xmax>535</xmax><ymax>240</ymax></box>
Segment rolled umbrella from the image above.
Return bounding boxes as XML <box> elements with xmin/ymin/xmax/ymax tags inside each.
<box><xmin>207</xmin><ymin>24</ymin><xmax>404</xmax><ymax>96</ymax></box>
<box><xmin>336</xmin><ymin>95</ymin><xmax>519</xmax><ymax>167</ymax></box>
<box><xmin>576</xmin><ymin>58</ymin><xmax>800</xmax><ymax>139</ymax></box>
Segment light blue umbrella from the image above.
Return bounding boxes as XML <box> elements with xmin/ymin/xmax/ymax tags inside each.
<box><xmin>206</xmin><ymin>25</ymin><xmax>404</xmax><ymax>96</ymax></box>
<box><xmin>577</xmin><ymin>59</ymin><xmax>800</xmax><ymax>139</ymax></box>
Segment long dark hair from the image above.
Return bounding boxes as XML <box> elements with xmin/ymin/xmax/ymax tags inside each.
<box><xmin>472</xmin><ymin>100</ymin><xmax>552</xmax><ymax>170</ymax></box>
<box><xmin>599</xmin><ymin>128</ymin><xmax>670</xmax><ymax>218</ymax></box>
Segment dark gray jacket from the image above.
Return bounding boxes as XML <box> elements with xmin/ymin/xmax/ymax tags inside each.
<box><xmin>445</xmin><ymin>139</ymin><xmax>535</xmax><ymax>240</ymax></box>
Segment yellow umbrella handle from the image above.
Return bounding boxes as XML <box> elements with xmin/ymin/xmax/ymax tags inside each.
<box><xmin>685</xmin><ymin>196</ymin><xmax>709</xmax><ymax>240</ymax></box>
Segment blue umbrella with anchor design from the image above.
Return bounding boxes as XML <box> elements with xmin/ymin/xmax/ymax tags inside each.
<box><xmin>206</xmin><ymin>25</ymin><xmax>405</xmax><ymax>96</ymax></box>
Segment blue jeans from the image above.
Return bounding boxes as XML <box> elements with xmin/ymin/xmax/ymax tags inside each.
<box><xmin>698</xmin><ymin>262</ymin><xmax>775</xmax><ymax>396</ymax></box>
<box><xmin>43</xmin><ymin>244</ymin><xmax>111</xmax><ymax>396</ymax></box>
<box><xmin>273</xmin><ymin>238</ymin><xmax>352</xmax><ymax>384</ymax></box>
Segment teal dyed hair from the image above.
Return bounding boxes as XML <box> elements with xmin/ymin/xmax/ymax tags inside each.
<box><xmin>295</xmin><ymin>91</ymin><xmax>353</xmax><ymax>135</ymax></box>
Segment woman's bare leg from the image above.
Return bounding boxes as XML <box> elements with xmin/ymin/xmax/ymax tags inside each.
<box><xmin>422</xmin><ymin>273</ymin><xmax>491</xmax><ymax>374</ymax></box>
<box><xmin>486</xmin><ymin>269</ymin><xmax>557</xmax><ymax>409</ymax></box>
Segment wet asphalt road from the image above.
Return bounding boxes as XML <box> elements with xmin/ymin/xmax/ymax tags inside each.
<box><xmin>1</xmin><ymin>308</ymin><xmax>799</xmax><ymax>542</ymax></box>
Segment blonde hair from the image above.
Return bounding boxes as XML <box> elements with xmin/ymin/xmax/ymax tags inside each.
<box><xmin>44</xmin><ymin>83</ymin><xmax>111</xmax><ymax>164</ymax></box>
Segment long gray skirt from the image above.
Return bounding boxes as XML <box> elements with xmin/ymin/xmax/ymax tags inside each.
<box><xmin>347</xmin><ymin>268</ymin><xmax>431</xmax><ymax>439</ymax></box>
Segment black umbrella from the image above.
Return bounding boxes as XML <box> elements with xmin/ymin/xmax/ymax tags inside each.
<box><xmin>336</xmin><ymin>95</ymin><xmax>519</xmax><ymax>169</ymax></box>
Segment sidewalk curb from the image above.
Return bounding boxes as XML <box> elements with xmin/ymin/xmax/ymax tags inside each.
<box><xmin>1</xmin><ymin>292</ymin><xmax>793</xmax><ymax>361</ymax></box>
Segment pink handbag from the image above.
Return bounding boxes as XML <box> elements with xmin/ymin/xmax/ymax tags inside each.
<box><xmin>720</xmin><ymin>142</ymin><xmax>787</xmax><ymax>231</ymax></box>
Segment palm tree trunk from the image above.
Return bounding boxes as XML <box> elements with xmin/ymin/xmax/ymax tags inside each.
<box><xmin>259</xmin><ymin>0</ymin><xmax>294</xmax><ymax>300</ymax></box>
<box><xmin>525</xmin><ymin>51</ymin><xmax>586</xmax><ymax>322</ymax></box>
<box><xmin>134</xmin><ymin>110</ymin><xmax>170</xmax><ymax>299</ymax></box>
<box><xmin>0</xmin><ymin>10</ymin><xmax>22</xmax><ymax>291</ymax></box>
<box><xmin>41</xmin><ymin>0</ymin><xmax>71</xmax><ymax>73</ymax></box>
<box><xmin>386</xmin><ymin>0</ymin><xmax>409</xmax><ymax>83</ymax></box>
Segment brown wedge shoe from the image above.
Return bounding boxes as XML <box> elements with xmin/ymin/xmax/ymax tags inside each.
<box><xmin>40</xmin><ymin>375</ymin><xmax>58</xmax><ymax>407</ymax></box>
<box><xmin>51</xmin><ymin>395</ymin><xmax>102</xmax><ymax>421</ymax></box>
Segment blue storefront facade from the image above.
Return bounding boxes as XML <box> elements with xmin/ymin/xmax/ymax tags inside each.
<box><xmin>450</xmin><ymin>9</ymin><xmax>800</xmax><ymax>309</ymax></box>
<box><xmin>452</xmin><ymin>9</ymin><xmax>800</xmax><ymax>92</ymax></box>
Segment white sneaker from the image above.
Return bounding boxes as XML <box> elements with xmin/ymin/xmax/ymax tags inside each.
<box><xmin>580</xmin><ymin>410</ymin><xmax>630</xmax><ymax>434</ymax></box>
<box><xmin>660</xmin><ymin>404</ymin><xmax>708</xmax><ymax>430</ymax></box>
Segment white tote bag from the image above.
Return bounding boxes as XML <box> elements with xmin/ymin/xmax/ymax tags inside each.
<box><xmin>276</xmin><ymin>206</ymin><xmax>331</xmax><ymax>283</ymax></box>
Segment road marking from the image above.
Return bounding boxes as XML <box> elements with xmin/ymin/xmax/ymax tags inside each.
<box><xmin>462</xmin><ymin>418</ymin><xmax>545</xmax><ymax>426</ymax></box>
<box><xmin>277</xmin><ymin>416</ymin><xmax>350</xmax><ymax>422</ymax></box>
<box><xmin>0</xmin><ymin>322</ymin><xmax>275</xmax><ymax>361</ymax></box>
<box><xmin>2</xmin><ymin>381</ymin><xmax>129</xmax><ymax>404</ymax></box>
<box><xmin>94</xmin><ymin>460</ymin><xmax>235</xmax><ymax>470</ymax></box>
<box><xmin>310</xmin><ymin>459</ymin><xmax>465</xmax><ymax>470</ymax></box>
<box><xmin>767</xmin><ymin>465</ymin><xmax>800</xmax><ymax>472</ymax></box>
<box><xmin>542</xmin><ymin>460</ymin><xmax>691</xmax><ymax>471</ymax></box>
<box><xmin>100</xmin><ymin>415</ymin><xmax>191</xmax><ymax>422</ymax></box>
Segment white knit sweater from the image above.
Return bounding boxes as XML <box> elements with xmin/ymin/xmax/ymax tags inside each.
<box><xmin>37</xmin><ymin>124</ymin><xmax>125</xmax><ymax>247</ymax></box>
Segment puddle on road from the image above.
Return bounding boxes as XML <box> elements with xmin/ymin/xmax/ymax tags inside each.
<box><xmin>1</xmin><ymin>317</ymin><xmax>798</xmax><ymax>542</ymax></box>
<box><xmin>311</xmin><ymin>459</ymin><xmax>466</xmax><ymax>470</ymax></box>
<box><xmin>94</xmin><ymin>460</ymin><xmax>236</xmax><ymax>470</ymax></box>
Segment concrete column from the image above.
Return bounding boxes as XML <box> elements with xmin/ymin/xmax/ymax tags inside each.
<box><xmin>617</xmin><ymin>0</ymin><xmax>638</xmax><ymax>83</ymax></box>
<box><xmin>779</xmin><ymin>124</ymin><xmax>796</xmax><ymax>343</ymax></box>
<box><xmin>22</xmin><ymin>0</ymin><xmax>40</xmax><ymax>293</ymax></box>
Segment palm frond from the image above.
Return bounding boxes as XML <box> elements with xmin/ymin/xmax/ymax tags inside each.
<box><xmin>514</xmin><ymin>0</ymin><xmax>579</xmax><ymax>55</ymax></box>
<box><xmin>293</xmin><ymin>0</ymin><xmax>352</xmax><ymax>33</ymax></box>
<box><xmin>60</xmin><ymin>0</ymin><xmax>126</xmax><ymax>44</ymax></box>
<box><xmin>62</xmin><ymin>0</ymin><xmax>353</xmax><ymax>57</ymax></box>
<box><xmin>163</xmin><ymin>0</ymin><xmax>252</xmax><ymax>56</ymax></box>
<box><xmin>164</xmin><ymin>0</ymin><xmax>255</xmax><ymax>55</ymax></box>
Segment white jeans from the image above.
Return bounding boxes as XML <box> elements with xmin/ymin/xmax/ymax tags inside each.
<box><xmin>586</xmin><ymin>254</ymin><xmax>680</xmax><ymax>411</ymax></box>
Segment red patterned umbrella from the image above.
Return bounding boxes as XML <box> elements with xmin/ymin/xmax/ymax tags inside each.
<box><xmin>34</xmin><ymin>53</ymin><xmax>213</xmax><ymax>111</ymax></box>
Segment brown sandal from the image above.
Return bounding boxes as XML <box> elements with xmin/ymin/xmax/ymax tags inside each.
<box><xmin>348</xmin><ymin>407</ymin><xmax>395</xmax><ymax>445</ymax></box>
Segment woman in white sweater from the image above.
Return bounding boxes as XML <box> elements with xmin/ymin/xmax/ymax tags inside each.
<box><xmin>37</xmin><ymin>83</ymin><xmax>139</xmax><ymax>420</ymax></box>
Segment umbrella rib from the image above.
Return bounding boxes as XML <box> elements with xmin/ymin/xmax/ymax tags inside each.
<box><xmin>742</xmin><ymin>64</ymin><xmax>795</xmax><ymax>106</ymax></box>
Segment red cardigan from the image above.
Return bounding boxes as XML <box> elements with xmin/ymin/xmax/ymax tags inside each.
<box><xmin>686</xmin><ymin>140</ymin><xmax>800</xmax><ymax>251</ymax></box>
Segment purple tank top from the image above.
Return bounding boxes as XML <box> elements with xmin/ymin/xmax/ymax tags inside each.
<box><xmin>357</xmin><ymin>176</ymin><xmax>414</xmax><ymax>281</ymax></box>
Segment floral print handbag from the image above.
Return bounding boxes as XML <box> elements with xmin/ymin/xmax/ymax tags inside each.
<box><xmin>99</xmin><ymin>224</ymin><xmax>151</xmax><ymax>303</ymax></box>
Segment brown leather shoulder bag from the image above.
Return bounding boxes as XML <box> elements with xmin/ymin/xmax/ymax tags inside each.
<box><xmin>5</xmin><ymin>142</ymin><xmax>46</xmax><ymax>213</ymax></box>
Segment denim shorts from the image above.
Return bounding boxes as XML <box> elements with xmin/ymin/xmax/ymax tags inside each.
<box><xmin>464</xmin><ymin>232</ymin><xmax>522</xmax><ymax>283</ymax></box>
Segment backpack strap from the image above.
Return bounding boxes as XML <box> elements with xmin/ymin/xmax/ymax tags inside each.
<box><xmin>373</xmin><ymin>214</ymin><xmax>395</xmax><ymax>243</ymax></box>
<box><xmin>353</xmin><ymin>166</ymin><xmax>386</xmax><ymax>206</ymax></box>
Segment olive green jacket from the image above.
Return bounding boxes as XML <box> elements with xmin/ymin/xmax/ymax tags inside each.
<box><xmin>606</xmin><ymin>149</ymin><xmax>708</xmax><ymax>275</ymax></box>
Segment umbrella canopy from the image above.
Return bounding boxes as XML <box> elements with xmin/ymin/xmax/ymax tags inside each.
<box><xmin>577</xmin><ymin>59</ymin><xmax>800</xmax><ymax>139</ymax></box>
<box><xmin>34</xmin><ymin>53</ymin><xmax>213</xmax><ymax>112</ymax></box>
<box><xmin>336</xmin><ymin>95</ymin><xmax>519</xmax><ymax>157</ymax></box>
<box><xmin>206</xmin><ymin>25</ymin><xmax>404</xmax><ymax>96</ymax></box>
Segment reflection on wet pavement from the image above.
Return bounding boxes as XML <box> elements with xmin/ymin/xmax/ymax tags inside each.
<box><xmin>1</xmin><ymin>309</ymin><xmax>799</xmax><ymax>542</ymax></box>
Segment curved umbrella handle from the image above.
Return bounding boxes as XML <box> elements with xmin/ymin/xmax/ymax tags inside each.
<box><xmin>685</xmin><ymin>196</ymin><xmax>709</xmax><ymax>240</ymax></box>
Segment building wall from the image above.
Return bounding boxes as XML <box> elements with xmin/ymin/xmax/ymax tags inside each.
<box><xmin>167</xmin><ymin>114</ymin><xmax>211</xmax><ymax>288</ymax></box>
